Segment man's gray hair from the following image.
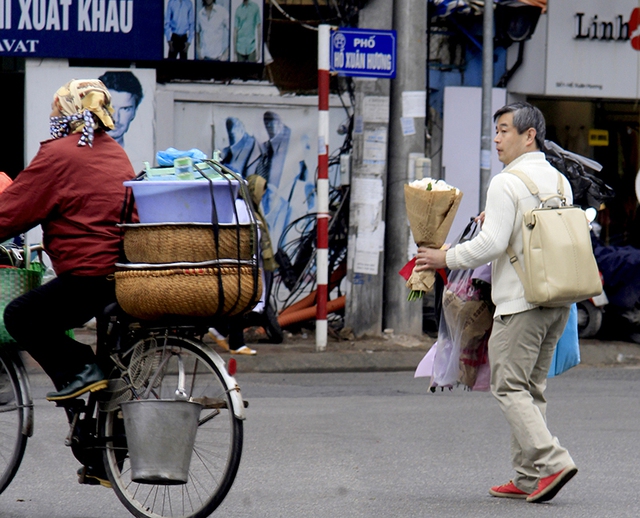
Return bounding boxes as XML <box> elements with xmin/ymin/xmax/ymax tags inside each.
<box><xmin>493</xmin><ymin>101</ymin><xmax>546</xmax><ymax>150</ymax></box>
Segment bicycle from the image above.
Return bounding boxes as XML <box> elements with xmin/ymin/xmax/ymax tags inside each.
<box><xmin>0</xmin><ymin>303</ymin><xmax>246</xmax><ymax>518</ymax></box>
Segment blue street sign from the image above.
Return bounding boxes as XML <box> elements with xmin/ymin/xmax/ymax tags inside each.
<box><xmin>330</xmin><ymin>28</ymin><xmax>396</xmax><ymax>79</ymax></box>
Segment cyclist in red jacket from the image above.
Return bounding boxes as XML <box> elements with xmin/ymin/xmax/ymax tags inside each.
<box><xmin>0</xmin><ymin>79</ymin><xmax>136</xmax><ymax>402</ymax></box>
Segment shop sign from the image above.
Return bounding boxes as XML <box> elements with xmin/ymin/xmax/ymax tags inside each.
<box><xmin>574</xmin><ymin>13</ymin><xmax>629</xmax><ymax>42</ymax></box>
<box><xmin>546</xmin><ymin>0</ymin><xmax>640</xmax><ymax>99</ymax></box>
<box><xmin>574</xmin><ymin>7</ymin><xmax>640</xmax><ymax>51</ymax></box>
<box><xmin>0</xmin><ymin>0</ymin><xmax>163</xmax><ymax>60</ymax></box>
<box><xmin>588</xmin><ymin>129</ymin><xmax>609</xmax><ymax>147</ymax></box>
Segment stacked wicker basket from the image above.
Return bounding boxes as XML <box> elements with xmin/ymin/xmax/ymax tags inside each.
<box><xmin>115</xmin><ymin>168</ymin><xmax>262</xmax><ymax>321</ymax></box>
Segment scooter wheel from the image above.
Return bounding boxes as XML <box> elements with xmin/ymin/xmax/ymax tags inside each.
<box><xmin>576</xmin><ymin>299</ymin><xmax>603</xmax><ymax>338</ymax></box>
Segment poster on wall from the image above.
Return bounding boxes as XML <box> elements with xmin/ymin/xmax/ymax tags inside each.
<box><xmin>25</xmin><ymin>60</ymin><xmax>156</xmax><ymax>172</ymax></box>
<box><xmin>207</xmin><ymin>104</ymin><xmax>345</xmax><ymax>249</ymax></box>
<box><xmin>164</xmin><ymin>0</ymin><xmax>262</xmax><ymax>62</ymax></box>
<box><xmin>229</xmin><ymin>0</ymin><xmax>262</xmax><ymax>63</ymax></box>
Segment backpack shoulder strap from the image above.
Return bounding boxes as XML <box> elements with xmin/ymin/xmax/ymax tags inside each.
<box><xmin>506</xmin><ymin>243</ymin><xmax>527</xmax><ymax>286</ymax></box>
<box><xmin>555</xmin><ymin>171</ymin><xmax>565</xmax><ymax>197</ymax></box>
<box><xmin>504</xmin><ymin>170</ymin><xmax>533</xmax><ymax>290</ymax></box>
<box><xmin>504</xmin><ymin>170</ymin><xmax>568</xmax><ymax>292</ymax></box>
<box><xmin>506</xmin><ymin>170</ymin><xmax>539</xmax><ymax>197</ymax></box>
<box><xmin>508</xmin><ymin>169</ymin><xmax>568</xmax><ymax>206</ymax></box>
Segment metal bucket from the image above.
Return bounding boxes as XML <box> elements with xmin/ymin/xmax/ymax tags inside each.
<box><xmin>120</xmin><ymin>399</ymin><xmax>203</xmax><ymax>485</ymax></box>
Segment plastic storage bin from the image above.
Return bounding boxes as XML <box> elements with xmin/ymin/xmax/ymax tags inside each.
<box><xmin>124</xmin><ymin>179</ymin><xmax>240</xmax><ymax>223</ymax></box>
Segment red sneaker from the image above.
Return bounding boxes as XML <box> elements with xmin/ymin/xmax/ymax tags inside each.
<box><xmin>489</xmin><ymin>481</ymin><xmax>530</xmax><ymax>499</ymax></box>
<box><xmin>526</xmin><ymin>464</ymin><xmax>578</xmax><ymax>503</ymax></box>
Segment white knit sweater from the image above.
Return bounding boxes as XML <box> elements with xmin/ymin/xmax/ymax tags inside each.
<box><xmin>445</xmin><ymin>151</ymin><xmax>573</xmax><ymax>316</ymax></box>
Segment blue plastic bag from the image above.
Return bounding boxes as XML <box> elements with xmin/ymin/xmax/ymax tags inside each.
<box><xmin>156</xmin><ymin>148</ymin><xmax>207</xmax><ymax>167</ymax></box>
<box><xmin>548</xmin><ymin>304</ymin><xmax>580</xmax><ymax>378</ymax></box>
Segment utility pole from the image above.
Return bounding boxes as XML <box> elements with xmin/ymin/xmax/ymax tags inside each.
<box><xmin>344</xmin><ymin>0</ymin><xmax>393</xmax><ymax>337</ymax></box>
<box><xmin>479</xmin><ymin>0</ymin><xmax>494</xmax><ymax>210</ymax></box>
<box><xmin>383</xmin><ymin>0</ymin><xmax>427</xmax><ymax>336</ymax></box>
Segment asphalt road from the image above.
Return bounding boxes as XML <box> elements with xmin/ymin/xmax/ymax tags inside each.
<box><xmin>2</xmin><ymin>367</ymin><xmax>639</xmax><ymax>518</ymax></box>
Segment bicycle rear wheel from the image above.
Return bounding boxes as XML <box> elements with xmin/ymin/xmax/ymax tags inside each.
<box><xmin>100</xmin><ymin>335</ymin><xmax>243</xmax><ymax>518</ymax></box>
<box><xmin>0</xmin><ymin>348</ymin><xmax>29</xmax><ymax>495</ymax></box>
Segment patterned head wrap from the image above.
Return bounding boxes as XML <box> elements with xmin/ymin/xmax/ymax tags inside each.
<box><xmin>50</xmin><ymin>79</ymin><xmax>115</xmax><ymax>147</ymax></box>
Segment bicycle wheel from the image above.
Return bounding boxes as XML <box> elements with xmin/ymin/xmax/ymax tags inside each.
<box><xmin>100</xmin><ymin>335</ymin><xmax>243</xmax><ymax>518</ymax></box>
<box><xmin>0</xmin><ymin>348</ymin><xmax>29</xmax><ymax>495</ymax></box>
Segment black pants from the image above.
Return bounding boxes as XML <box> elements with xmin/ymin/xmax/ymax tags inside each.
<box><xmin>168</xmin><ymin>33</ymin><xmax>188</xmax><ymax>59</ymax></box>
<box><xmin>236</xmin><ymin>50</ymin><xmax>257</xmax><ymax>62</ymax></box>
<box><xmin>217</xmin><ymin>270</ymin><xmax>273</xmax><ymax>349</ymax></box>
<box><xmin>4</xmin><ymin>274</ymin><xmax>116</xmax><ymax>389</ymax></box>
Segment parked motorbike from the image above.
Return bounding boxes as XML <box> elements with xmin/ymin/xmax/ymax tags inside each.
<box><xmin>541</xmin><ymin>142</ymin><xmax>633</xmax><ymax>341</ymax></box>
<box><xmin>576</xmin><ymin>282</ymin><xmax>608</xmax><ymax>339</ymax></box>
<box><xmin>585</xmin><ymin>223</ymin><xmax>640</xmax><ymax>343</ymax></box>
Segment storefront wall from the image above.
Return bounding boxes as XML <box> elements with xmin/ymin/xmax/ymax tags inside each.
<box><xmin>508</xmin><ymin>0</ymin><xmax>640</xmax><ymax>246</ymax></box>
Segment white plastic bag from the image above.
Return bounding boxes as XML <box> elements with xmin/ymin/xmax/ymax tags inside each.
<box><xmin>415</xmin><ymin>221</ymin><xmax>494</xmax><ymax>390</ymax></box>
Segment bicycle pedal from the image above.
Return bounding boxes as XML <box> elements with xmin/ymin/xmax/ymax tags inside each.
<box><xmin>54</xmin><ymin>398</ymin><xmax>86</xmax><ymax>410</ymax></box>
<box><xmin>77</xmin><ymin>467</ymin><xmax>112</xmax><ymax>489</ymax></box>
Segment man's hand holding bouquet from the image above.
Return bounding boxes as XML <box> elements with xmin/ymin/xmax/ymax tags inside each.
<box><xmin>401</xmin><ymin>178</ymin><xmax>463</xmax><ymax>300</ymax></box>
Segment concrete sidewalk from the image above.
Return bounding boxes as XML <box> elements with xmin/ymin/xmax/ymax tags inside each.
<box><xmin>219</xmin><ymin>333</ymin><xmax>640</xmax><ymax>374</ymax></box>
<box><xmin>22</xmin><ymin>327</ymin><xmax>640</xmax><ymax>376</ymax></box>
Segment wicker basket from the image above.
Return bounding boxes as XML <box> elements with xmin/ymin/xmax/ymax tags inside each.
<box><xmin>121</xmin><ymin>223</ymin><xmax>255</xmax><ymax>264</ymax></box>
<box><xmin>115</xmin><ymin>263</ymin><xmax>262</xmax><ymax>320</ymax></box>
<box><xmin>0</xmin><ymin>265</ymin><xmax>45</xmax><ymax>343</ymax></box>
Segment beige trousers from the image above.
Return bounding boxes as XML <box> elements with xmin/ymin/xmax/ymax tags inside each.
<box><xmin>489</xmin><ymin>306</ymin><xmax>574</xmax><ymax>493</ymax></box>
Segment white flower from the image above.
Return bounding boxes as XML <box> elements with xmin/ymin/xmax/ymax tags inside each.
<box><xmin>409</xmin><ymin>177</ymin><xmax>460</xmax><ymax>194</ymax></box>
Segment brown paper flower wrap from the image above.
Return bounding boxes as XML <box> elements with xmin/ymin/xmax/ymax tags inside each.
<box><xmin>442</xmin><ymin>288</ymin><xmax>493</xmax><ymax>388</ymax></box>
<box><xmin>404</xmin><ymin>182</ymin><xmax>463</xmax><ymax>295</ymax></box>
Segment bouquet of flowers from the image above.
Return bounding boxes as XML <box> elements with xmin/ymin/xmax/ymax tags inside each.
<box><xmin>403</xmin><ymin>177</ymin><xmax>463</xmax><ymax>300</ymax></box>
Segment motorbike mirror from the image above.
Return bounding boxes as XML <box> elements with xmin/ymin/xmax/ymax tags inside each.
<box><xmin>585</xmin><ymin>207</ymin><xmax>598</xmax><ymax>223</ymax></box>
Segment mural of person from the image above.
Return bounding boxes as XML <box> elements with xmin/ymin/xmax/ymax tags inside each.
<box><xmin>165</xmin><ymin>0</ymin><xmax>195</xmax><ymax>59</ymax></box>
<box><xmin>233</xmin><ymin>0</ymin><xmax>261</xmax><ymax>62</ymax></box>
<box><xmin>256</xmin><ymin>111</ymin><xmax>291</xmax><ymax>191</ymax></box>
<box><xmin>98</xmin><ymin>71</ymin><xmax>143</xmax><ymax>149</ymax></box>
<box><xmin>196</xmin><ymin>0</ymin><xmax>230</xmax><ymax>61</ymax></box>
<box><xmin>220</xmin><ymin>117</ymin><xmax>261</xmax><ymax>177</ymax></box>
<box><xmin>254</xmin><ymin>111</ymin><xmax>292</xmax><ymax>247</ymax></box>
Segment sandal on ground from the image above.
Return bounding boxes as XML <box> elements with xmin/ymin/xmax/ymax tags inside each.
<box><xmin>230</xmin><ymin>346</ymin><xmax>257</xmax><ymax>356</ymax></box>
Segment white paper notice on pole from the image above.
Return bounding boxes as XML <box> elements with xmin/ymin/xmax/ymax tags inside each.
<box><xmin>363</xmin><ymin>96</ymin><xmax>390</xmax><ymax>123</ymax></box>
<box><xmin>402</xmin><ymin>91</ymin><xmax>426</xmax><ymax>118</ymax></box>
<box><xmin>363</xmin><ymin>127</ymin><xmax>387</xmax><ymax>162</ymax></box>
<box><xmin>354</xmin><ymin>249</ymin><xmax>379</xmax><ymax>274</ymax></box>
<box><xmin>401</xmin><ymin>116</ymin><xmax>416</xmax><ymax>136</ymax></box>
<box><xmin>354</xmin><ymin>223</ymin><xmax>385</xmax><ymax>275</ymax></box>
<box><xmin>355</xmin><ymin>203</ymin><xmax>381</xmax><ymax>232</ymax></box>
<box><xmin>361</xmin><ymin>161</ymin><xmax>386</xmax><ymax>175</ymax></box>
<box><xmin>347</xmin><ymin>234</ymin><xmax>356</xmax><ymax>271</ymax></box>
<box><xmin>373</xmin><ymin>222</ymin><xmax>385</xmax><ymax>251</ymax></box>
<box><xmin>352</xmin><ymin>177</ymin><xmax>384</xmax><ymax>205</ymax></box>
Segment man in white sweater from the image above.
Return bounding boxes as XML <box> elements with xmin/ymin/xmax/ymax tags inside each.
<box><xmin>416</xmin><ymin>102</ymin><xmax>577</xmax><ymax>504</ymax></box>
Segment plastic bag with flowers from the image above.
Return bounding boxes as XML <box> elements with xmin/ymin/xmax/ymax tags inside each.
<box><xmin>414</xmin><ymin>222</ymin><xmax>494</xmax><ymax>391</ymax></box>
<box><xmin>403</xmin><ymin>177</ymin><xmax>463</xmax><ymax>300</ymax></box>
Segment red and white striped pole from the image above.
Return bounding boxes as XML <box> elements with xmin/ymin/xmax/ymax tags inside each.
<box><xmin>316</xmin><ymin>24</ymin><xmax>330</xmax><ymax>352</ymax></box>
